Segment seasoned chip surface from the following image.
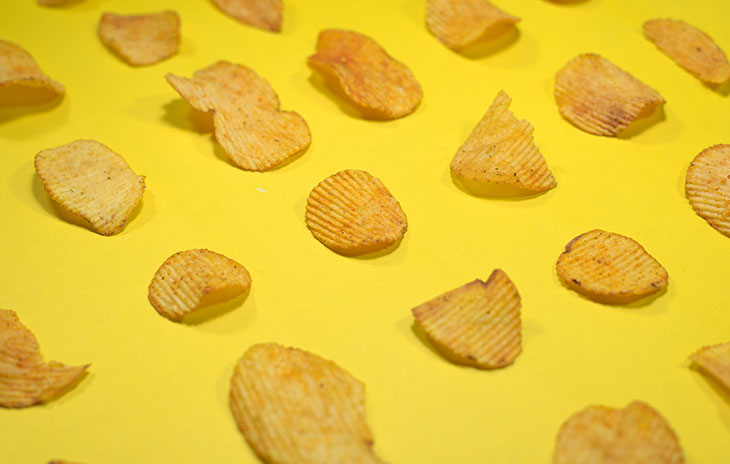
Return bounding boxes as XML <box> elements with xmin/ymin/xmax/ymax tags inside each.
<box><xmin>98</xmin><ymin>11</ymin><xmax>180</xmax><ymax>66</ymax></box>
<box><xmin>305</xmin><ymin>169</ymin><xmax>408</xmax><ymax>256</ymax></box>
<box><xmin>426</xmin><ymin>0</ymin><xmax>520</xmax><ymax>50</ymax></box>
<box><xmin>230</xmin><ymin>343</ymin><xmax>385</xmax><ymax>464</ymax></box>
<box><xmin>213</xmin><ymin>0</ymin><xmax>282</xmax><ymax>32</ymax></box>
<box><xmin>685</xmin><ymin>144</ymin><xmax>730</xmax><ymax>237</ymax></box>
<box><xmin>690</xmin><ymin>341</ymin><xmax>730</xmax><ymax>392</ymax></box>
<box><xmin>0</xmin><ymin>40</ymin><xmax>64</xmax><ymax>95</ymax></box>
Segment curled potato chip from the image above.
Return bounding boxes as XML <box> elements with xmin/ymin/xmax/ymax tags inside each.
<box><xmin>0</xmin><ymin>309</ymin><xmax>88</xmax><ymax>408</ymax></box>
<box><xmin>689</xmin><ymin>341</ymin><xmax>730</xmax><ymax>393</ymax></box>
<box><xmin>98</xmin><ymin>11</ymin><xmax>180</xmax><ymax>66</ymax></box>
<box><xmin>308</xmin><ymin>29</ymin><xmax>422</xmax><ymax>119</ymax></box>
<box><xmin>34</xmin><ymin>140</ymin><xmax>146</xmax><ymax>236</ymax></box>
<box><xmin>230</xmin><ymin>343</ymin><xmax>385</xmax><ymax>464</ymax></box>
<box><xmin>0</xmin><ymin>40</ymin><xmax>64</xmax><ymax>97</ymax></box>
<box><xmin>554</xmin><ymin>53</ymin><xmax>665</xmax><ymax>137</ymax></box>
<box><xmin>426</xmin><ymin>0</ymin><xmax>520</xmax><ymax>50</ymax></box>
<box><xmin>685</xmin><ymin>144</ymin><xmax>730</xmax><ymax>237</ymax></box>
<box><xmin>213</xmin><ymin>0</ymin><xmax>282</xmax><ymax>32</ymax></box>
<box><xmin>166</xmin><ymin>61</ymin><xmax>311</xmax><ymax>171</ymax></box>
<box><xmin>305</xmin><ymin>169</ymin><xmax>408</xmax><ymax>256</ymax></box>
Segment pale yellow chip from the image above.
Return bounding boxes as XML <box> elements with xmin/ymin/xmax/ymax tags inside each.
<box><xmin>450</xmin><ymin>90</ymin><xmax>557</xmax><ymax>194</ymax></box>
<box><xmin>644</xmin><ymin>19</ymin><xmax>730</xmax><ymax>86</ymax></box>
<box><xmin>305</xmin><ymin>169</ymin><xmax>408</xmax><ymax>256</ymax></box>
<box><xmin>34</xmin><ymin>140</ymin><xmax>146</xmax><ymax>236</ymax></box>
<box><xmin>426</xmin><ymin>0</ymin><xmax>520</xmax><ymax>50</ymax></box>
<box><xmin>412</xmin><ymin>269</ymin><xmax>521</xmax><ymax>369</ymax></box>
<box><xmin>166</xmin><ymin>61</ymin><xmax>311</xmax><ymax>171</ymax></box>
<box><xmin>148</xmin><ymin>249</ymin><xmax>251</xmax><ymax>322</ymax></box>
<box><xmin>556</xmin><ymin>229</ymin><xmax>668</xmax><ymax>304</ymax></box>
<box><xmin>0</xmin><ymin>309</ymin><xmax>88</xmax><ymax>408</ymax></box>
<box><xmin>0</xmin><ymin>40</ymin><xmax>64</xmax><ymax>96</ymax></box>
<box><xmin>98</xmin><ymin>11</ymin><xmax>180</xmax><ymax>66</ymax></box>
<box><xmin>230</xmin><ymin>343</ymin><xmax>385</xmax><ymax>464</ymax></box>
<box><xmin>554</xmin><ymin>53</ymin><xmax>665</xmax><ymax>137</ymax></box>
<box><xmin>689</xmin><ymin>341</ymin><xmax>730</xmax><ymax>393</ymax></box>
<box><xmin>308</xmin><ymin>29</ymin><xmax>423</xmax><ymax>120</ymax></box>
<box><xmin>213</xmin><ymin>0</ymin><xmax>282</xmax><ymax>32</ymax></box>
<box><xmin>685</xmin><ymin>144</ymin><xmax>730</xmax><ymax>237</ymax></box>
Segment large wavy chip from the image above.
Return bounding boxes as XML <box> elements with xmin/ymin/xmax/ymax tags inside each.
<box><xmin>166</xmin><ymin>61</ymin><xmax>311</xmax><ymax>171</ymax></box>
<box><xmin>426</xmin><ymin>0</ymin><xmax>519</xmax><ymax>50</ymax></box>
<box><xmin>213</xmin><ymin>0</ymin><xmax>282</xmax><ymax>32</ymax></box>
<box><xmin>554</xmin><ymin>54</ymin><xmax>665</xmax><ymax>137</ymax></box>
<box><xmin>230</xmin><ymin>343</ymin><xmax>385</xmax><ymax>464</ymax></box>
<box><xmin>98</xmin><ymin>11</ymin><xmax>180</xmax><ymax>66</ymax></box>
<box><xmin>308</xmin><ymin>29</ymin><xmax>422</xmax><ymax>119</ymax></box>
<box><xmin>689</xmin><ymin>341</ymin><xmax>730</xmax><ymax>393</ymax></box>
<box><xmin>0</xmin><ymin>309</ymin><xmax>88</xmax><ymax>408</ymax></box>
<box><xmin>0</xmin><ymin>40</ymin><xmax>64</xmax><ymax>96</ymax></box>
<box><xmin>685</xmin><ymin>144</ymin><xmax>730</xmax><ymax>237</ymax></box>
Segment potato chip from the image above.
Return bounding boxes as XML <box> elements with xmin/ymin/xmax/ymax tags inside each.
<box><xmin>685</xmin><ymin>144</ymin><xmax>730</xmax><ymax>237</ymax></box>
<box><xmin>644</xmin><ymin>19</ymin><xmax>730</xmax><ymax>86</ymax></box>
<box><xmin>556</xmin><ymin>229</ymin><xmax>668</xmax><ymax>304</ymax></box>
<box><xmin>411</xmin><ymin>269</ymin><xmax>521</xmax><ymax>369</ymax></box>
<box><xmin>554</xmin><ymin>401</ymin><xmax>684</xmax><ymax>464</ymax></box>
<box><xmin>166</xmin><ymin>61</ymin><xmax>311</xmax><ymax>171</ymax></box>
<box><xmin>426</xmin><ymin>0</ymin><xmax>520</xmax><ymax>50</ymax></box>
<box><xmin>34</xmin><ymin>140</ymin><xmax>145</xmax><ymax>236</ymax></box>
<box><xmin>98</xmin><ymin>11</ymin><xmax>180</xmax><ymax>66</ymax></box>
<box><xmin>554</xmin><ymin>53</ymin><xmax>665</xmax><ymax>137</ymax></box>
<box><xmin>308</xmin><ymin>29</ymin><xmax>422</xmax><ymax>119</ymax></box>
<box><xmin>689</xmin><ymin>341</ymin><xmax>730</xmax><ymax>393</ymax></box>
<box><xmin>0</xmin><ymin>40</ymin><xmax>64</xmax><ymax>96</ymax></box>
<box><xmin>450</xmin><ymin>90</ymin><xmax>556</xmax><ymax>194</ymax></box>
<box><xmin>305</xmin><ymin>169</ymin><xmax>408</xmax><ymax>256</ymax></box>
<box><xmin>148</xmin><ymin>249</ymin><xmax>251</xmax><ymax>322</ymax></box>
<box><xmin>38</xmin><ymin>0</ymin><xmax>75</xmax><ymax>6</ymax></box>
<box><xmin>212</xmin><ymin>0</ymin><xmax>282</xmax><ymax>32</ymax></box>
<box><xmin>0</xmin><ymin>309</ymin><xmax>88</xmax><ymax>408</ymax></box>
<box><xmin>230</xmin><ymin>343</ymin><xmax>385</xmax><ymax>464</ymax></box>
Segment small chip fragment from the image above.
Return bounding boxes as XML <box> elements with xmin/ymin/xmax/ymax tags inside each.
<box><xmin>0</xmin><ymin>309</ymin><xmax>88</xmax><ymax>408</ymax></box>
<box><xmin>148</xmin><ymin>249</ymin><xmax>251</xmax><ymax>322</ymax></box>
<box><xmin>98</xmin><ymin>11</ymin><xmax>180</xmax><ymax>66</ymax></box>
<box><xmin>34</xmin><ymin>140</ymin><xmax>145</xmax><ymax>236</ymax></box>
<box><xmin>0</xmin><ymin>40</ymin><xmax>64</xmax><ymax>97</ymax></box>
<box><xmin>689</xmin><ymin>341</ymin><xmax>730</xmax><ymax>393</ymax></box>
<box><xmin>230</xmin><ymin>343</ymin><xmax>385</xmax><ymax>464</ymax></box>
<box><xmin>556</xmin><ymin>229</ymin><xmax>668</xmax><ymax>304</ymax></box>
<box><xmin>305</xmin><ymin>169</ymin><xmax>408</xmax><ymax>256</ymax></box>
<box><xmin>554</xmin><ymin>401</ymin><xmax>685</xmax><ymax>464</ymax></box>
<box><xmin>213</xmin><ymin>0</ymin><xmax>282</xmax><ymax>32</ymax></box>
<box><xmin>554</xmin><ymin>53</ymin><xmax>665</xmax><ymax>136</ymax></box>
<box><xmin>166</xmin><ymin>61</ymin><xmax>311</xmax><ymax>171</ymax></box>
<box><xmin>685</xmin><ymin>144</ymin><xmax>730</xmax><ymax>237</ymax></box>
<box><xmin>426</xmin><ymin>0</ymin><xmax>520</xmax><ymax>50</ymax></box>
<box><xmin>308</xmin><ymin>29</ymin><xmax>422</xmax><ymax>119</ymax></box>
<box><xmin>644</xmin><ymin>19</ymin><xmax>730</xmax><ymax>86</ymax></box>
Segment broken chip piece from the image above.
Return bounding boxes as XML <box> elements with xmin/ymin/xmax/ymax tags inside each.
<box><xmin>689</xmin><ymin>341</ymin><xmax>730</xmax><ymax>393</ymax></box>
<box><xmin>685</xmin><ymin>144</ymin><xmax>730</xmax><ymax>237</ymax></box>
<box><xmin>34</xmin><ymin>140</ymin><xmax>146</xmax><ymax>236</ymax></box>
<box><xmin>0</xmin><ymin>40</ymin><xmax>64</xmax><ymax>98</ymax></box>
<box><xmin>98</xmin><ymin>11</ymin><xmax>180</xmax><ymax>66</ymax></box>
<box><xmin>230</xmin><ymin>343</ymin><xmax>385</xmax><ymax>464</ymax></box>
<box><xmin>308</xmin><ymin>29</ymin><xmax>423</xmax><ymax>119</ymax></box>
<box><xmin>426</xmin><ymin>0</ymin><xmax>520</xmax><ymax>50</ymax></box>
<box><xmin>554</xmin><ymin>53</ymin><xmax>665</xmax><ymax>136</ymax></box>
<box><xmin>0</xmin><ymin>309</ymin><xmax>88</xmax><ymax>408</ymax></box>
<box><xmin>212</xmin><ymin>0</ymin><xmax>282</xmax><ymax>32</ymax></box>
<box><xmin>412</xmin><ymin>269</ymin><xmax>521</xmax><ymax>369</ymax></box>
<box><xmin>305</xmin><ymin>169</ymin><xmax>408</xmax><ymax>256</ymax></box>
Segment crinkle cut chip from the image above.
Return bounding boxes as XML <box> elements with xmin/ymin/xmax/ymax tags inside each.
<box><xmin>213</xmin><ymin>0</ymin><xmax>282</xmax><ymax>32</ymax></box>
<box><xmin>0</xmin><ymin>40</ymin><xmax>64</xmax><ymax>96</ymax></box>
<box><xmin>685</xmin><ymin>144</ymin><xmax>730</xmax><ymax>237</ymax></box>
<box><xmin>689</xmin><ymin>341</ymin><xmax>730</xmax><ymax>393</ymax></box>
<box><xmin>98</xmin><ymin>11</ymin><xmax>180</xmax><ymax>66</ymax></box>
<box><xmin>426</xmin><ymin>0</ymin><xmax>520</xmax><ymax>50</ymax></box>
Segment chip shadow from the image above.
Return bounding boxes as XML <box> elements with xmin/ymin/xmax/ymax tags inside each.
<box><xmin>617</xmin><ymin>105</ymin><xmax>666</xmax><ymax>139</ymax></box>
<box><xmin>0</xmin><ymin>86</ymin><xmax>63</xmax><ymax>124</ymax></box>
<box><xmin>450</xmin><ymin>170</ymin><xmax>553</xmax><ymax>201</ymax></box>
<box><xmin>456</xmin><ymin>24</ymin><xmax>520</xmax><ymax>60</ymax></box>
<box><xmin>181</xmin><ymin>290</ymin><xmax>251</xmax><ymax>325</ymax></box>
<box><xmin>556</xmin><ymin>274</ymin><xmax>669</xmax><ymax>310</ymax></box>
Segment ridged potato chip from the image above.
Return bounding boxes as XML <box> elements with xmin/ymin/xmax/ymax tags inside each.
<box><xmin>554</xmin><ymin>53</ymin><xmax>665</xmax><ymax>137</ymax></box>
<box><xmin>230</xmin><ymin>343</ymin><xmax>385</xmax><ymax>464</ymax></box>
<box><xmin>34</xmin><ymin>140</ymin><xmax>145</xmax><ymax>236</ymax></box>
<box><xmin>213</xmin><ymin>0</ymin><xmax>282</xmax><ymax>32</ymax></box>
<box><xmin>148</xmin><ymin>249</ymin><xmax>251</xmax><ymax>322</ymax></box>
<box><xmin>0</xmin><ymin>40</ymin><xmax>64</xmax><ymax>97</ymax></box>
<box><xmin>556</xmin><ymin>229</ymin><xmax>668</xmax><ymax>304</ymax></box>
<box><xmin>166</xmin><ymin>61</ymin><xmax>311</xmax><ymax>171</ymax></box>
<box><xmin>305</xmin><ymin>169</ymin><xmax>408</xmax><ymax>256</ymax></box>
<box><xmin>0</xmin><ymin>309</ymin><xmax>88</xmax><ymax>408</ymax></box>
<box><xmin>412</xmin><ymin>269</ymin><xmax>521</xmax><ymax>368</ymax></box>
<box><xmin>689</xmin><ymin>341</ymin><xmax>730</xmax><ymax>393</ymax></box>
<box><xmin>426</xmin><ymin>0</ymin><xmax>520</xmax><ymax>50</ymax></box>
<box><xmin>98</xmin><ymin>11</ymin><xmax>180</xmax><ymax>66</ymax></box>
<box><xmin>450</xmin><ymin>90</ymin><xmax>556</xmax><ymax>194</ymax></box>
<box><xmin>308</xmin><ymin>29</ymin><xmax>422</xmax><ymax>119</ymax></box>
<box><xmin>685</xmin><ymin>144</ymin><xmax>730</xmax><ymax>237</ymax></box>
<box><xmin>554</xmin><ymin>401</ymin><xmax>684</xmax><ymax>464</ymax></box>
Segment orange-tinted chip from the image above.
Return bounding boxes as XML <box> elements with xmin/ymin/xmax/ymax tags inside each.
<box><xmin>0</xmin><ymin>40</ymin><xmax>64</xmax><ymax>96</ymax></box>
<box><xmin>685</xmin><ymin>144</ymin><xmax>730</xmax><ymax>237</ymax></box>
<box><xmin>426</xmin><ymin>0</ymin><xmax>520</xmax><ymax>50</ymax></box>
<box><xmin>554</xmin><ymin>53</ymin><xmax>665</xmax><ymax>137</ymax></box>
<box><xmin>689</xmin><ymin>341</ymin><xmax>730</xmax><ymax>393</ymax></box>
<box><xmin>308</xmin><ymin>29</ymin><xmax>422</xmax><ymax>119</ymax></box>
<box><xmin>98</xmin><ymin>11</ymin><xmax>180</xmax><ymax>66</ymax></box>
<box><xmin>213</xmin><ymin>0</ymin><xmax>282</xmax><ymax>32</ymax></box>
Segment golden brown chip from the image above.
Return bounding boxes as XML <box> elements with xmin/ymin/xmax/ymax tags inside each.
<box><xmin>230</xmin><ymin>343</ymin><xmax>385</xmax><ymax>464</ymax></box>
<box><xmin>98</xmin><ymin>11</ymin><xmax>180</xmax><ymax>66</ymax></box>
<box><xmin>412</xmin><ymin>269</ymin><xmax>521</xmax><ymax>369</ymax></box>
<box><xmin>554</xmin><ymin>53</ymin><xmax>665</xmax><ymax>137</ymax></box>
<box><xmin>38</xmin><ymin>0</ymin><xmax>75</xmax><ymax>6</ymax></box>
<box><xmin>148</xmin><ymin>249</ymin><xmax>251</xmax><ymax>322</ymax></box>
<box><xmin>644</xmin><ymin>19</ymin><xmax>730</xmax><ymax>86</ymax></box>
<box><xmin>308</xmin><ymin>29</ymin><xmax>422</xmax><ymax>120</ymax></box>
<box><xmin>426</xmin><ymin>0</ymin><xmax>520</xmax><ymax>50</ymax></box>
<box><xmin>0</xmin><ymin>309</ymin><xmax>88</xmax><ymax>408</ymax></box>
<box><xmin>689</xmin><ymin>341</ymin><xmax>730</xmax><ymax>393</ymax></box>
<box><xmin>0</xmin><ymin>40</ymin><xmax>64</xmax><ymax>96</ymax></box>
<box><xmin>685</xmin><ymin>144</ymin><xmax>730</xmax><ymax>237</ymax></box>
<box><xmin>556</xmin><ymin>229</ymin><xmax>668</xmax><ymax>304</ymax></box>
<box><xmin>34</xmin><ymin>140</ymin><xmax>146</xmax><ymax>236</ymax></box>
<box><xmin>305</xmin><ymin>169</ymin><xmax>408</xmax><ymax>256</ymax></box>
<box><xmin>212</xmin><ymin>0</ymin><xmax>282</xmax><ymax>32</ymax></box>
<box><xmin>166</xmin><ymin>61</ymin><xmax>311</xmax><ymax>171</ymax></box>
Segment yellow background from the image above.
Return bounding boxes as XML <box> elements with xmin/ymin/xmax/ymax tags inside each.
<box><xmin>2</xmin><ymin>0</ymin><xmax>729</xmax><ymax>462</ymax></box>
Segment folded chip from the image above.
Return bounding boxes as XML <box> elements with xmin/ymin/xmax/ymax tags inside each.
<box><xmin>554</xmin><ymin>53</ymin><xmax>665</xmax><ymax>137</ymax></box>
<box><xmin>98</xmin><ymin>11</ymin><xmax>180</xmax><ymax>66</ymax></box>
<box><xmin>411</xmin><ymin>269</ymin><xmax>521</xmax><ymax>368</ymax></box>
<box><xmin>685</xmin><ymin>144</ymin><xmax>730</xmax><ymax>237</ymax></box>
<box><xmin>426</xmin><ymin>0</ymin><xmax>520</xmax><ymax>50</ymax></box>
<box><xmin>0</xmin><ymin>40</ymin><xmax>64</xmax><ymax>98</ymax></box>
<box><xmin>689</xmin><ymin>341</ymin><xmax>730</xmax><ymax>393</ymax></box>
<box><xmin>230</xmin><ymin>343</ymin><xmax>385</xmax><ymax>464</ymax></box>
<box><xmin>34</xmin><ymin>140</ymin><xmax>145</xmax><ymax>236</ymax></box>
<box><xmin>305</xmin><ymin>169</ymin><xmax>408</xmax><ymax>256</ymax></box>
<box><xmin>556</xmin><ymin>229</ymin><xmax>668</xmax><ymax>304</ymax></box>
<box><xmin>166</xmin><ymin>61</ymin><xmax>311</xmax><ymax>171</ymax></box>
<box><xmin>450</xmin><ymin>90</ymin><xmax>556</xmax><ymax>194</ymax></box>
<box><xmin>554</xmin><ymin>401</ymin><xmax>684</xmax><ymax>464</ymax></box>
<box><xmin>308</xmin><ymin>29</ymin><xmax>423</xmax><ymax>119</ymax></box>
<box><xmin>0</xmin><ymin>309</ymin><xmax>88</xmax><ymax>408</ymax></box>
<box><xmin>213</xmin><ymin>0</ymin><xmax>282</xmax><ymax>32</ymax></box>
